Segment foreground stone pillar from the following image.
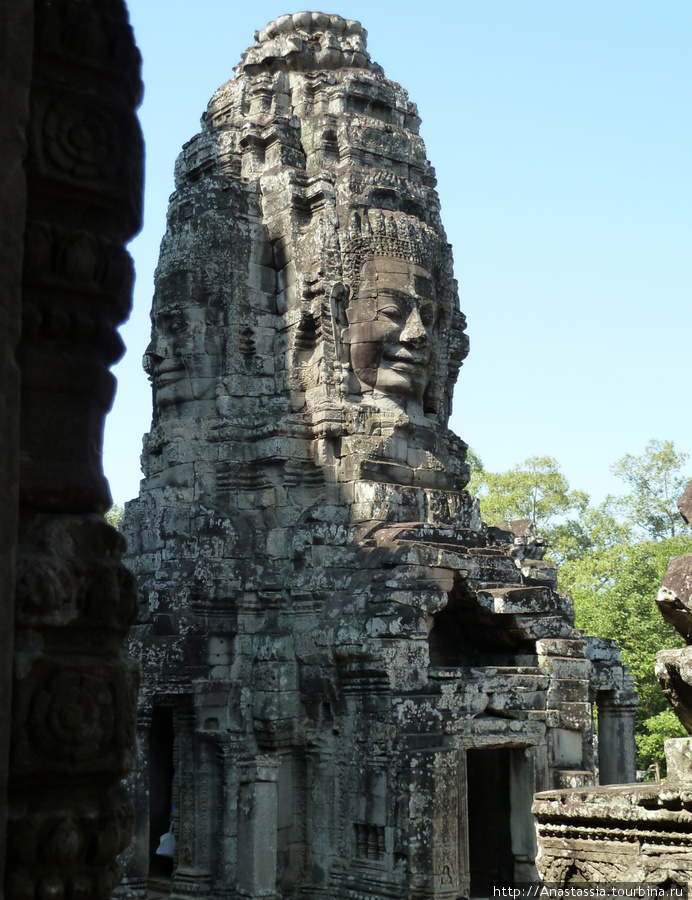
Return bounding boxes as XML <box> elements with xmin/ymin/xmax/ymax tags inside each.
<box><xmin>0</xmin><ymin>0</ymin><xmax>32</xmax><ymax>887</ymax></box>
<box><xmin>3</xmin><ymin>2</ymin><xmax>142</xmax><ymax>899</ymax></box>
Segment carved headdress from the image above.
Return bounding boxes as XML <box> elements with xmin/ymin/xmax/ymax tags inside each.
<box><xmin>144</xmin><ymin>12</ymin><xmax>469</xmax><ymax>496</ymax></box>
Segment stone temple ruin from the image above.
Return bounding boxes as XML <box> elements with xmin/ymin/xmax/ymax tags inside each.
<box><xmin>118</xmin><ymin>13</ymin><xmax>638</xmax><ymax>900</ymax></box>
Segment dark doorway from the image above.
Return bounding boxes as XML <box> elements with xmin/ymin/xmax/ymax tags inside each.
<box><xmin>467</xmin><ymin>748</ymin><xmax>513</xmax><ymax>895</ymax></box>
<box><xmin>149</xmin><ymin>706</ymin><xmax>175</xmax><ymax>878</ymax></box>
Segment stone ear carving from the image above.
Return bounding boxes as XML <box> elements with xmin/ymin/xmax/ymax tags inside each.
<box><xmin>330</xmin><ymin>281</ymin><xmax>349</xmax><ymax>330</ymax></box>
<box><xmin>329</xmin><ymin>281</ymin><xmax>352</xmax><ymax>392</ymax></box>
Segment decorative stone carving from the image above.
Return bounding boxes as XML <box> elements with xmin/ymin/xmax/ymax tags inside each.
<box><xmin>121</xmin><ymin>14</ymin><xmax>634</xmax><ymax>900</ymax></box>
<box><xmin>2</xmin><ymin>0</ymin><xmax>142</xmax><ymax>897</ymax></box>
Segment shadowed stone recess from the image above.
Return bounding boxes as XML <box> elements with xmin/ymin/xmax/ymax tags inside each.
<box><xmin>120</xmin><ymin>14</ymin><xmax>635</xmax><ymax>900</ymax></box>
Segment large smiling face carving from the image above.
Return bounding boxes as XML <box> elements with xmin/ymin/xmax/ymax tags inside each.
<box><xmin>343</xmin><ymin>257</ymin><xmax>438</xmax><ymax>403</ymax></box>
<box><xmin>144</xmin><ymin>304</ymin><xmax>222</xmax><ymax>410</ymax></box>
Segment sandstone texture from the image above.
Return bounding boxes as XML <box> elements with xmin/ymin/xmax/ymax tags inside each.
<box><xmin>534</xmin><ymin>783</ymin><xmax>692</xmax><ymax>885</ymax></box>
<box><xmin>119</xmin><ymin>14</ymin><xmax>635</xmax><ymax>900</ymax></box>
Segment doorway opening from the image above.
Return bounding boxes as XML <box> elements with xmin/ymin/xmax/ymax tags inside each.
<box><xmin>467</xmin><ymin>748</ymin><xmax>513</xmax><ymax>895</ymax></box>
<box><xmin>149</xmin><ymin>705</ymin><xmax>175</xmax><ymax>880</ymax></box>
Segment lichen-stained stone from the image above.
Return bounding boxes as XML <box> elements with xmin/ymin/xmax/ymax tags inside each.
<box><xmin>533</xmin><ymin>782</ymin><xmax>692</xmax><ymax>887</ymax></box>
<box><xmin>657</xmin><ymin>552</ymin><xmax>692</xmax><ymax>641</ymax></box>
<box><xmin>678</xmin><ymin>481</ymin><xmax>692</xmax><ymax>526</ymax></box>
<box><xmin>120</xmin><ymin>14</ymin><xmax>635</xmax><ymax>900</ymax></box>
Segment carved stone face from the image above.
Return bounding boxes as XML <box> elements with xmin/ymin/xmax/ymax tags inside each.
<box><xmin>343</xmin><ymin>257</ymin><xmax>437</xmax><ymax>402</ymax></box>
<box><xmin>144</xmin><ymin>305</ymin><xmax>221</xmax><ymax>409</ymax></box>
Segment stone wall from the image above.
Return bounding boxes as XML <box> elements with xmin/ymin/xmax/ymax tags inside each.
<box><xmin>120</xmin><ymin>13</ymin><xmax>636</xmax><ymax>900</ymax></box>
<box><xmin>0</xmin><ymin>1</ymin><xmax>142</xmax><ymax>897</ymax></box>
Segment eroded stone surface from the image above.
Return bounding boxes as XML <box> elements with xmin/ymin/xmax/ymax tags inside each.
<box><xmin>657</xmin><ymin>552</ymin><xmax>692</xmax><ymax>641</ymax></box>
<box><xmin>120</xmin><ymin>14</ymin><xmax>635</xmax><ymax>899</ymax></box>
<box><xmin>534</xmin><ymin>783</ymin><xmax>692</xmax><ymax>884</ymax></box>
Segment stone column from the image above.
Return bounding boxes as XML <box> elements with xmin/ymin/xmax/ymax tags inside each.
<box><xmin>597</xmin><ymin>692</ymin><xmax>637</xmax><ymax>784</ymax></box>
<box><xmin>237</xmin><ymin>757</ymin><xmax>280</xmax><ymax>899</ymax></box>
<box><xmin>457</xmin><ymin>749</ymin><xmax>470</xmax><ymax>895</ymax></box>
<box><xmin>3</xmin><ymin>2</ymin><xmax>143</xmax><ymax>899</ymax></box>
<box><xmin>217</xmin><ymin>737</ymin><xmax>241</xmax><ymax>890</ymax></box>
<box><xmin>304</xmin><ymin>743</ymin><xmax>337</xmax><ymax>892</ymax></box>
<box><xmin>509</xmin><ymin>747</ymin><xmax>539</xmax><ymax>882</ymax></box>
<box><xmin>170</xmin><ymin>703</ymin><xmax>213</xmax><ymax>900</ymax></box>
<box><xmin>114</xmin><ymin>706</ymin><xmax>152</xmax><ymax>900</ymax></box>
<box><xmin>0</xmin><ymin>0</ymin><xmax>32</xmax><ymax>887</ymax></box>
<box><xmin>406</xmin><ymin>747</ymin><xmax>462</xmax><ymax>900</ymax></box>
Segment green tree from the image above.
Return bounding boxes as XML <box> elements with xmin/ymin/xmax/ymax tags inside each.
<box><xmin>565</xmin><ymin>535</ymin><xmax>692</xmax><ymax>720</ymax></box>
<box><xmin>612</xmin><ymin>439</ymin><xmax>690</xmax><ymax>540</ymax></box>
<box><xmin>636</xmin><ymin>709</ymin><xmax>687</xmax><ymax>778</ymax></box>
<box><xmin>105</xmin><ymin>504</ymin><xmax>124</xmax><ymax>530</ymax></box>
<box><xmin>473</xmin><ymin>454</ymin><xmax>589</xmax><ymax>542</ymax></box>
<box><xmin>466</xmin><ymin>447</ymin><xmax>485</xmax><ymax>496</ymax></box>
<box><xmin>549</xmin><ymin>498</ymin><xmax>633</xmax><ymax>564</ymax></box>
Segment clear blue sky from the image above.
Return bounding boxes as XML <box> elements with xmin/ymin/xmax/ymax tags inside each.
<box><xmin>105</xmin><ymin>1</ymin><xmax>692</xmax><ymax>508</ymax></box>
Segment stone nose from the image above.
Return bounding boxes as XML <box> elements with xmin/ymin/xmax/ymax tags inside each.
<box><xmin>143</xmin><ymin>335</ymin><xmax>166</xmax><ymax>374</ymax></box>
<box><xmin>400</xmin><ymin>306</ymin><xmax>427</xmax><ymax>345</ymax></box>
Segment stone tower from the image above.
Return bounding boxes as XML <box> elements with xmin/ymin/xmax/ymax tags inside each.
<box><xmin>120</xmin><ymin>14</ymin><xmax>636</xmax><ymax>900</ymax></box>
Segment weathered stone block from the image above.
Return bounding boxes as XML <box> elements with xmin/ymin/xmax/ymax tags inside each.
<box><xmin>665</xmin><ymin>737</ymin><xmax>692</xmax><ymax>781</ymax></box>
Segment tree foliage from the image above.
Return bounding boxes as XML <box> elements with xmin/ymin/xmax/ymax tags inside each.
<box><xmin>472</xmin><ymin>454</ymin><xmax>588</xmax><ymax>538</ymax></box>
<box><xmin>563</xmin><ymin>535</ymin><xmax>692</xmax><ymax>731</ymax></box>
<box><xmin>105</xmin><ymin>504</ymin><xmax>124</xmax><ymax>530</ymax></box>
<box><xmin>548</xmin><ymin>499</ymin><xmax>633</xmax><ymax>565</ymax></box>
<box><xmin>612</xmin><ymin>440</ymin><xmax>690</xmax><ymax>540</ymax></box>
<box><xmin>636</xmin><ymin>709</ymin><xmax>687</xmax><ymax>777</ymax></box>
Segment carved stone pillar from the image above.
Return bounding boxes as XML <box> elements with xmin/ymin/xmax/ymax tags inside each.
<box><xmin>170</xmin><ymin>703</ymin><xmax>214</xmax><ymax>900</ymax></box>
<box><xmin>4</xmin><ymin>2</ymin><xmax>143</xmax><ymax>898</ymax></box>
<box><xmin>114</xmin><ymin>706</ymin><xmax>152</xmax><ymax>900</ymax></box>
<box><xmin>406</xmin><ymin>748</ymin><xmax>461</xmax><ymax>900</ymax></box>
<box><xmin>0</xmin><ymin>0</ymin><xmax>32</xmax><ymax>886</ymax></box>
<box><xmin>237</xmin><ymin>758</ymin><xmax>280</xmax><ymax>899</ymax></box>
<box><xmin>304</xmin><ymin>743</ymin><xmax>337</xmax><ymax>892</ymax></box>
<box><xmin>509</xmin><ymin>747</ymin><xmax>539</xmax><ymax>882</ymax></box>
<box><xmin>217</xmin><ymin>737</ymin><xmax>241</xmax><ymax>890</ymax></box>
<box><xmin>597</xmin><ymin>692</ymin><xmax>638</xmax><ymax>784</ymax></box>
